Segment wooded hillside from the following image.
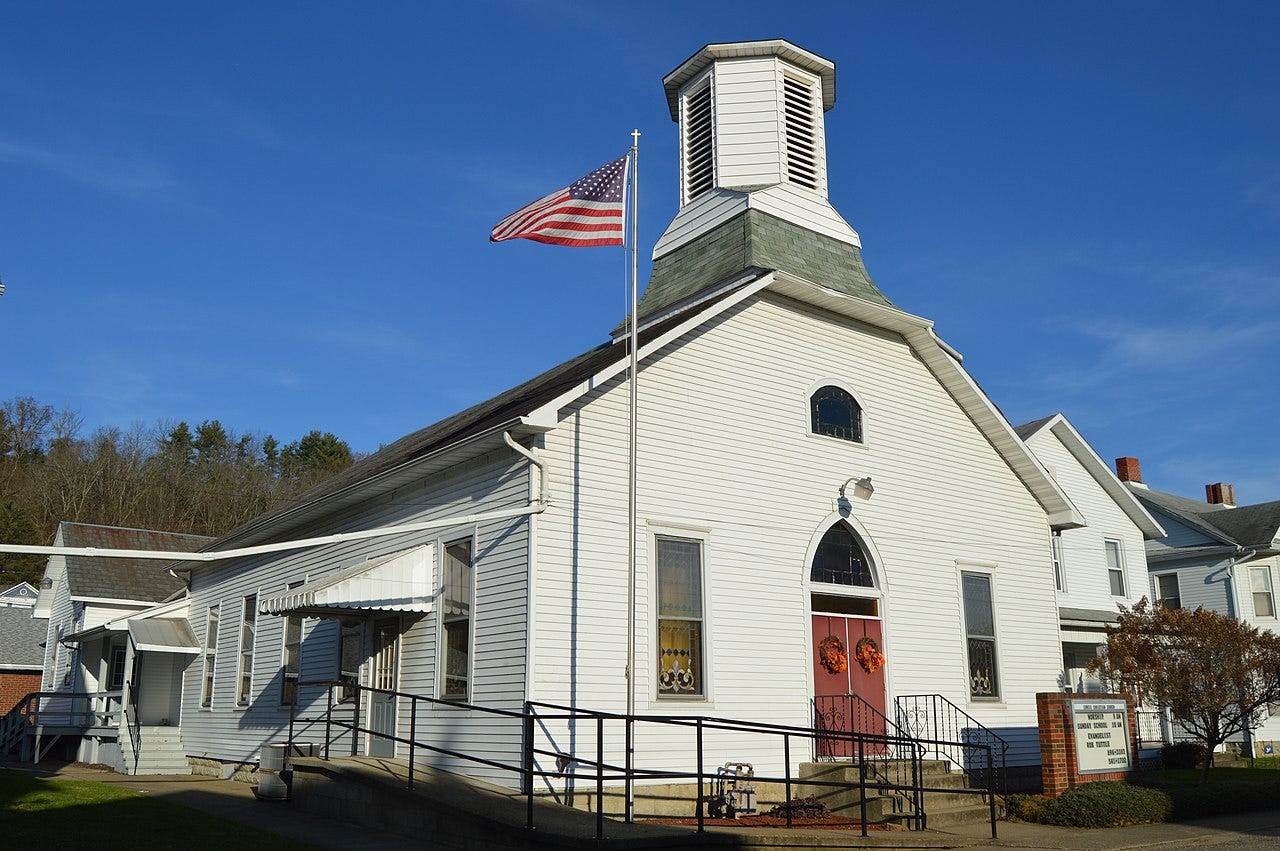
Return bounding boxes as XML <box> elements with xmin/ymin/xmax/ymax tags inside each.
<box><xmin>0</xmin><ymin>395</ymin><xmax>358</xmax><ymax>587</ymax></box>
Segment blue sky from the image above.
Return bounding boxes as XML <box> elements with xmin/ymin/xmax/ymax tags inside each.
<box><xmin>2</xmin><ymin>1</ymin><xmax>1278</xmax><ymax>504</ymax></box>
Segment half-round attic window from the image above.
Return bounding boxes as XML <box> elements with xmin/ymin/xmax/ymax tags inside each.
<box><xmin>810</xmin><ymin>385</ymin><xmax>862</xmax><ymax>443</ymax></box>
<box><xmin>810</xmin><ymin>523</ymin><xmax>875</xmax><ymax>588</ymax></box>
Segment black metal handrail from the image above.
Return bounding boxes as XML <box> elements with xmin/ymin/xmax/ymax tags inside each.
<box><xmin>813</xmin><ymin>693</ymin><xmax>925</xmax><ymax>825</ymax></box>
<box><xmin>287</xmin><ymin>681</ymin><xmax>998</xmax><ymax>840</ymax></box>
<box><xmin>124</xmin><ymin>679</ymin><xmax>141</xmax><ymax>773</ymax></box>
<box><xmin>895</xmin><ymin>693</ymin><xmax>1009</xmax><ymax>798</ymax></box>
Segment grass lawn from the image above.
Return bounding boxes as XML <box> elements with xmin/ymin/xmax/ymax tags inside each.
<box><xmin>0</xmin><ymin>769</ymin><xmax>314</xmax><ymax>849</ymax></box>
<box><xmin>1133</xmin><ymin>766</ymin><xmax>1280</xmax><ymax>820</ymax></box>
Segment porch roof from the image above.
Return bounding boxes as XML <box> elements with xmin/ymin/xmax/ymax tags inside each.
<box><xmin>128</xmin><ymin>618</ymin><xmax>199</xmax><ymax>654</ymax></box>
<box><xmin>258</xmin><ymin>544</ymin><xmax>435</xmax><ymax>617</ymax></box>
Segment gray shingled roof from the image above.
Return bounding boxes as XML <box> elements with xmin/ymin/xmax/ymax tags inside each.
<box><xmin>208</xmin><ymin>299</ymin><xmax>730</xmax><ymax>550</ymax></box>
<box><xmin>1128</xmin><ymin>487</ymin><xmax>1280</xmax><ymax>551</ymax></box>
<box><xmin>1013</xmin><ymin>413</ymin><xmax>1059</xmax><ymax>441</ymax></box>
<box><xmin>1200</xmin><ymin>500</ymin><xmax>1280</xmax><ymax>550</ymax></box>
<box><xmin>0</xmin><ymin>606</ymin><xmax>47</xmax><ymax>668</ymax></box>
<box><xmin>61</xmin><ymin>523</ymin><xmax>212</xmax><ymax>602</ymax></box>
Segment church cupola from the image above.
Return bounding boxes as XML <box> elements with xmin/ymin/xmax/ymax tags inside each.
<box><xmin>664</xmin><ymin>39</ymin><xmax>835</xmax><ymax>203</ymax></box>
<box><xmin>625</xmin><ymin>39</ymin><xmax>892</xmax><ymax>334</ymax></box>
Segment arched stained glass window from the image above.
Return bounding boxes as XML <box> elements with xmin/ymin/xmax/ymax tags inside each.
<box><xmin>810</xmin><ymin>524</ymin><xmax>875</xmax><ymax>587</ymax></box>
<box><xmin>811</xmin><ymin>385</ymin><xmax>862</xmax><ymax>443</ymax></box>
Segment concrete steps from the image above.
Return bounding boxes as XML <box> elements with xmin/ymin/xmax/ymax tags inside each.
<box><xmin>799</xmin><ymin>758</ymin><xmax>997</xmax><ymax>830</ymax></box>
<box><xmin>121</xmin><ymin>726</ymin><xmax>189</xmax><ymax>775</ymax></box>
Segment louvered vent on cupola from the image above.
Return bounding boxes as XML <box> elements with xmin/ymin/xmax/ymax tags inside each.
<box><xmin>783</xmin><ymin>75</ymin><xmax>819</xmax><ymax>190</ymax></box>
<box><xmin>682</xmin><ymin>79</ymin><xmax>715</xmax><ymax>203</ymax></box>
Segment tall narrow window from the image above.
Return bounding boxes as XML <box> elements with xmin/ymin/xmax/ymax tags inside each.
<box><xmin>1050</xmin><ymin>535</ymin><xmax>1065</xmax><ymax>592</ymax></box>
<box><xmin>961</xmin><ymin>572</ymin><xmax>1000</xmax><ymax>699</ymax></box>
<box><xmin>235</xmin><ymin>595</ymin><xmax>256</xmax><ymax>707</ymax></box>
<box><xmin>107</xmin><ymin>644</ymin><xmax>127</xmax><ymax>691</ymax></box>
<box><xmin>201</xmin><ymin>605</ymin><xmax>219</xmax><ymax>708</ymax></box>
<box><xmin>441</xmin><ymin>538</ymin><xmax>473</xmax><ymax>699</ymax></box>
<box><xmin>280</xmin><ymin>584</ymin><xmax>303</xmax><ymax>706</ymax></box>
<box><xmin>810</xmin><ymin>385</ymin><xmax>862</xmax><ymax>443</ymax></box>
<box><xmin>656</xmin><ymin>536</ymin><xmax>704</xmax><ymax>697</ymax></box>
<box><xmin>783</xmin><ymin>75</ymin><xmax>819</xmax><ymax>189</ymax></box>
<box><xmin>683</xmin><ymin>80</ymin><xmax>714</xmax><ymax>201</ymax></box>
<box><xmin>1155</xmin><ymin>573</ymin><xmax>1181</xmax><ymax>609</ymax></box>
<box><xmin>810</xmin><ymin>523</ymin><xmax>874</xmax><ymax>587</ymax></box>
<box><xmin>338</xmin><ymin>620</ymin><xmax>361</xmax><ymax>703</ymax></box>
<box><xmin>1104</xmin><ymin>540</ymin><xmax>1126</xmax><ymax>596</ymax></box>
<box><xmin>1251</xmin><ymin>566</ymin><xmax>1276</xmax><ymax>618</ymax></box>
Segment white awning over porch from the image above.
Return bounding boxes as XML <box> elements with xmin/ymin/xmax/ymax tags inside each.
<box><xmin>258</xmin><ymin>544</ymin><xmax>435</xmax><ymax>617</ymax></box>
<box><xmin>128</xmin><ymin>618</ymin><xmax>200</xmax><ymax>654</ymax></box>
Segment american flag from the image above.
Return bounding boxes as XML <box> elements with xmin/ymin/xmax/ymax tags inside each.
<box><xmin>490</xmin><ymin>155</ymin><xmax>627</xmax><ymax>247</ymax></box>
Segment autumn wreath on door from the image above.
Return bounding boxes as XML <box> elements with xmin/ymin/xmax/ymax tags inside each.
<box><xmin>854</xmin><ymin>636</ymin><xmax>886</xmax><ymax>674</ymax></box>
<box><xmin>817</xmin><ymin>635</ymin><xmax>848</xmax><ymax>674</ymax></box>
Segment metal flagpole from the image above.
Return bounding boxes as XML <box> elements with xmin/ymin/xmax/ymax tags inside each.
<box><xmin>625</xmin><ymin>128</ymin><xmax>640</xmax><ymax>824</ymax></box>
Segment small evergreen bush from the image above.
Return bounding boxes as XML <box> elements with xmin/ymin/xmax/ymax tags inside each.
<box><xmin>1161</xmin><ymin>742</ymin><xmax>1207</xmax><ymax>770</ymax></box>
<box><xmin>1006</xmin><ymin>782</ymin><xmax>1172</xmax><ymax>827</ymax></box>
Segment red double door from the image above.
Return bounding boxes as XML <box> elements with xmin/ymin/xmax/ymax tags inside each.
<box><xmin>811</xmin><ymin>614</ymin><xmax>887</xmax><ymax>756</ymax></box>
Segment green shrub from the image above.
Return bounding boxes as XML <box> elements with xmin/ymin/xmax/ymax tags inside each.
<box><xmin>1006</xmin><ymin>782</ymin><xmax>1172</xmax><ymax>828</ymax></box>
<box><xmin>1161</xmin><ymin>742</ymin><xmax>1207</xmax><ymax>770</ymax></box>
<box><xmin>1252</xmin><ymin>756</ymin><xmax>1280</xmax><ymax>770</ymax></box>
<box><xmin>1005</xmin><ymin>793</ymin><xmax>1047</xmax><ymax>823</ymax></box>
<box><xmin>765</xmin><ymin>796</ymin><xmax>830</xmax><ymax>819</ymax></box>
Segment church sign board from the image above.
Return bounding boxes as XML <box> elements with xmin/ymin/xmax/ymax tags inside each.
<box><xmin>1068</xmin><ymin>698</ymin><xmax>1132</xmax><ymax>774</ymax></box>
<box><xmin>1036</xmin><ymin>692</ymin><xmax>1138</xmax><ymax>796</ymax></box>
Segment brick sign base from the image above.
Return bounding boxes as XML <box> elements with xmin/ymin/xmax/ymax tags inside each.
<box><xmin>1037</xmin><ymin>691</ymin><xmax>1138</xmax><ymax>796</ymax></box>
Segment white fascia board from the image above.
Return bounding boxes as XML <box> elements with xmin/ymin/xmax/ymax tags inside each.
<box><xmin>766</xmin><ymin>272</ymin><xmax>1083</xmax><ymax>529</ymax></box>
<box><xmin>534</xmin><ymin>267</ymin><xmax>1084</xmax><ymax>531</ymax></box>
<box><xmin>0</xmin><ymin>663</ymin><xmax>44</xmax><ymax>672</ymax></box>
<box><xmin>528</xmin><ymin>272</ymin><xmax>778</xmax><ymax>423</ymax></box>
<box><xmin>1045</xmin><ymin>416</ymin><xmax>1168</xmax><ymax>540</ymax></box>
<box><xmin>101</xmin><ymin>597</ymin><xmax>190</xmax><ymax>632</ymax></box>
<box><xmin>181</xmin><ymin>417</ymin><xmax>540</xmax><ymax>550</ymax></box>
<box><xmin>906</xmin><ymin>326</ymin><xmax>1083</xmax><ymax>530</ymax></box>
<box><xmin>69</xmin><ymin>596</ymin><xmax>159</xmax><ymax>607</ymax></box>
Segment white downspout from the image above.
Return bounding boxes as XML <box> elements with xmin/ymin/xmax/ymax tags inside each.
<box><xmin>504</xmin><ymin>431</ymin><xmax>547</xmax><ymax>714</ymax></box>
<box><xmin>1227</xmin><ymin>546</ymin><xmax>1258</xmax><ymax>757</ymax></box>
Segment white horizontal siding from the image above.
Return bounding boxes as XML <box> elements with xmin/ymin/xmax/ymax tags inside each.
<box><xmin>180</xmin><ymin>453</ymin><xmax>530</xmax><ymax>775</ymax></box>
<box><xmin>712</xmin><ymin>57</ymin><xmax>784</xmax><ymax>188</ymax></box>
<box><xmin>1028</xmin><ymin>429</ymin><xmax>1150</xmax><ymax>616</ymax></box>
<box><xmin>1148</xmin><ymin>512</ymin><xmax>1219</xmax><ymax>553</ymax></box>
<box><xmin>535</xmin><ymin>293</ymin><xmax>1062</xmax><ymax>774</ymax></box>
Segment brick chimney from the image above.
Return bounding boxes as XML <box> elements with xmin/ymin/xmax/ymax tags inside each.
<box><xmin>1115</xmin><ymin>457</ymin><xmax>1142</xmax><ymax>484</ymax></box>
<box><xmin>1205</xmin><ymin>482</ymin><xmax>1236</xmax><ymax>507</ymax></box>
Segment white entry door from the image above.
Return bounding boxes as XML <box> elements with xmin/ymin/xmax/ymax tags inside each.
<box><xmin>368</xmin><ymin>618</ymin><xmax>399</xmax><ymax>757</ymax></box>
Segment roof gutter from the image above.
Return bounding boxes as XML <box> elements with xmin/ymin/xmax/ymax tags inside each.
<box><xmin>2</xmin><ymin>427</ymin><xmax>550</xmax><ymax>571</ymax></box>
<box><xmin>0</xmin><ymin>501</ymin><xmax>546</xmax><ymax>568</ymax></box>
<box><xmin>211</xmin><ymin>417</ymin><xmax>544</xmax><ymax>551</ymax></box>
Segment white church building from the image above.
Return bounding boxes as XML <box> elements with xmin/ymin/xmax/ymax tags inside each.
<box><xmin>11</xmin><ymin>40</ymin><xmax>1174</xmax><ymax>806</ymax></box>
<box><xmin>164</xmin><ymin>38</ymin><xmax>1092</xmax><ymax>789</ymax></box>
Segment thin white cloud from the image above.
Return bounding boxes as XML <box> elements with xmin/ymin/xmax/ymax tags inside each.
<box><xmin>0</xmin><ymin>138</ymin><xmax>174</xmax><ymax>196</ymax></box>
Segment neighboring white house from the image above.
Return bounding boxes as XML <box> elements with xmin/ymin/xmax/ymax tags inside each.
<box><xmin>1115</xmin><ymin>461</ymin><xmax>1280</xmax><ymax>755</ymax></box>
<box><xmin>167</xmin><ymin>39</ymin><xmax>1096</xmax><ymax>794</ymax></box>
<box><xmin>1014</xmin><ymin>415</ymin><xmax>1166</xmax><ymax>693</ymax></box>
<box><xmin>28</xmin><ymin>522</ymin><xmax>210</xmax><ymax>771</ymax></box>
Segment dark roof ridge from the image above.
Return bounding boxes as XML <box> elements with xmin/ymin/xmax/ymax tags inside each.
<box><xmin>202</xmin><ymin>292</ymin><xmax>750</xmax><ymax>551</ymax></box>
<box><xmin>59</xmin><ymin>520</ymin><xmax>214</xmax><ymax>541</ymax></box>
